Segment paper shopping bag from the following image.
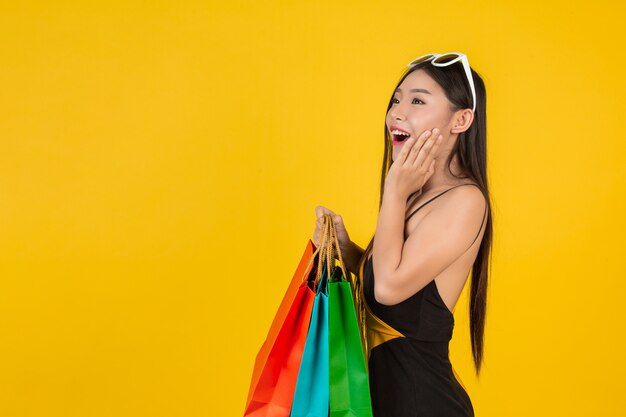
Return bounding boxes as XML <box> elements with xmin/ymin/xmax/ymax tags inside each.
<box><xmin>243</xmin><ymin>239</ymin><xmax>319</xmax><ymax>417</ymax></box>
<box><xmin>329</xmin><ymin>267</ymin><xmax>374</xmax><ymax>417</ymax></box>
<box><xmin>290</xmin><ymin>258</ymin><xmax>330</xmax><ymax>417</ymax></box>
<box><xmin>323</xmin><ymin>216</ymin><xmax>373</xmax><ymax>417</ymax></box>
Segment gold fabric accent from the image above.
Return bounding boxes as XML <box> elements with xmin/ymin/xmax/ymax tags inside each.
<box><xmin>363</xmin><ymin>293</ymin><xmax>404</xmax><ymax>360</ymax></box>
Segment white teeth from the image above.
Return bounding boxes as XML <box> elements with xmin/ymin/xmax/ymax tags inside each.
<box><xmin>391</xmin><ymin>129</ymin><xmax>410</xmax><ymax>137</ymax></box>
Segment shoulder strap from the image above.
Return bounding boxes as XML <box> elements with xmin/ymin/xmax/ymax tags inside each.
<box><xmin>404</xmin><ymin>183</ymin><xmax>476</xmax><ymax>223</ymax></box>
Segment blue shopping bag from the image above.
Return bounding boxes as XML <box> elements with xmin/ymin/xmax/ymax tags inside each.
<box><xmin>290</xmin><ymin>261</ymin><xmax>330</xmax><ymax>417</ymax></box>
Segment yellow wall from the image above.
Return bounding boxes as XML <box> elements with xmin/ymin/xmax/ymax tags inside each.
<box><xmin>0</xmin><ymin>1</ymin><xmax>624</xmax><ymax>416</ymax></box>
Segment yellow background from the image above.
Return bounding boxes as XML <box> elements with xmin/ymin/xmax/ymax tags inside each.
<box><xmin>1</xmin><ymin>1</ymin><xmax>624</xmax><ymax>416</ymax></box>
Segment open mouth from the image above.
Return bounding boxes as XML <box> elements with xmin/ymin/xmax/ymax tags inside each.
<box><xmin>392</xmin><ymin>132</ymin><xmax>411</xmax><ymax>143</ymax></box>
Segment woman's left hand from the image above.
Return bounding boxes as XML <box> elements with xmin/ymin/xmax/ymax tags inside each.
<box><xmin>385</xmin><ymin>128</ymin><xmax>444</xmax><ymax>200</ymax></box>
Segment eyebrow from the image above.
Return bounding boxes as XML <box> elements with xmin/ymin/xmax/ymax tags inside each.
<box><xmin>395</xmin><ymin>87</ymin><xmax>432</xmax><ymax>95</ymax></box>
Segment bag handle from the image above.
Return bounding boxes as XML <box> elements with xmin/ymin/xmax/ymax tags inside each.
<box><xmin>314</xmin><ymin>214</ymin><xmax>333</xmax><ymax>285</ymax></box>
<box><xmin>324</xmin><ymin>214</ymin><xmax>349</xmax><ymax>283</ymax></box>
<box><xmin>298</xmin><ymin>213</ymin><xmax>332</xmax><ymax>286</ymax></box>
<box><xmin>298</xmin><ymin>214</ymin><xmax>349</xmax><ymax>287</ymax></box>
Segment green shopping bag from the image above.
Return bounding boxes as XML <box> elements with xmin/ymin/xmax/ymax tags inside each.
<box><xmin>326</xmin><ymin>216</ymin><xmax>374</xmax><ymax>417</ymax></box>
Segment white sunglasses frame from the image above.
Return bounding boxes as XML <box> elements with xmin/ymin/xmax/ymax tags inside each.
<box><xmin>407</xmin><ymin>52</ymin><xmax>476</xmax><ymax>113</ymax></box>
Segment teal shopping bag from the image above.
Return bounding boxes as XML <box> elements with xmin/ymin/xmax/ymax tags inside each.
<box><xmin>290</xmin><ymin>261</ymin><xmax>330</xmax><ymax>417</ymax></box>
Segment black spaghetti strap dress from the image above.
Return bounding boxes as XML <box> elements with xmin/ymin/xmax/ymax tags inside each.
<box><xmin>358</xmin><ymin>183</ymin><xmax>487</xmax><ymax>417</ymax></box>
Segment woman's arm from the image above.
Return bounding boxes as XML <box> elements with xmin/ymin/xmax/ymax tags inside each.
<box><xmin>372</xmin><ymin>190</ymin><xmax>409</xmax><ymax>286</ymax></box>
<box><xmin>372</xmin><ymin>186</ymin><xmax>486</xmax><ymax>305</ymax></box>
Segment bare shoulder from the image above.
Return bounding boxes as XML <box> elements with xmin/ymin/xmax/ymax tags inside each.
<box><xmin>436</xmin><ymin>183</ymin><xmax>487</xmax><ymax>220</ymax></box>
<box><xmin>412</xmin><ymin>182</ymin><xmax>485</xmax><ymax>212</ymax></box>
<box><xmin>404</xmin><ymin>183</ymin><xmax>486</xmax><ymax>234</ymax></box>
<box><xmin>448</xmin><ymin>183</ymin><xmax>486</xmax><ymax>207</ymax></box>
<box><xmin>417</xmin><ymin>183</ymin><xmax>487</xmax><ymax>232</ymax></box>
<box><xmin>403</xmin><ymin>183</ymin><xmax>486</xmax><ymax>249</ymax></box>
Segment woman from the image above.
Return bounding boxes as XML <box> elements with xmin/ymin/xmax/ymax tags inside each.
<box><xmin>313</xmin><ymin>52</ymin><xmax>491</xmax><ymax>416</ymax></box>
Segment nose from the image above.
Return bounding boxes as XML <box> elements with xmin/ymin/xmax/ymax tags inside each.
<box><xmin>390</xmin><ymin>110</ymin><xmax>406</xmax><ymax>121</ymax></box>
<box><xmin>390</xmin><ymin>102</ymin><xmax>407</xmax><ymax>120</ymax></box>
<box><xmin>391</xmin><ymin>111</ymin><xmax>403</xmax><ymax>119</ymax></box>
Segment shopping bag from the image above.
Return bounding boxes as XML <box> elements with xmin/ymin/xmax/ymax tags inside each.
<box><xmin>290</xmin><ymin>254</ymin><xmax>331</xmax><ymax>417</ymax></box>
<box><xmin>328</xmin><ymin>219</ymin><xmax>374</xmax><ymax>417</ymax></box>
<box><xmin>243</xmin><ymin>239</ymin><xmax>320</xmax><ymax>417</ymax></box>
<box><xmin>290</xmin><ymin>215</ymin><xmax>337</xmax><ymax>416</ymax></box>
<box><xmin>329</xmin><ymin>269</ymin><xmax>373</xmax><ymax>417</ymax></box>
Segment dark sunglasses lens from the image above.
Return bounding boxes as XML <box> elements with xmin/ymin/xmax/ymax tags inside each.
<box><xmin>432</xmin><ymin>53</ymin><xmax>460</xmax><ymax>64</ymax></box>
<box><xmin>409</xmin><ymin>55</ymin><xmax>435</xmax><ymax>66</ymax></box>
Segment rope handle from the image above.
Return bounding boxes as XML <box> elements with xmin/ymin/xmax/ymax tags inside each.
<box><xmin>297</xmin><ymin>214</ymin><xmax>349</xmax><ymax>288</ymax></box>
<box><xmin>325</xmin><ymin>214</ymin><xmax>349</xmax><ymax>283</ymax></box>
<box><xmin>298</xmin><ymin>214</ymin><xmax>331</xmax><ymax>287</ymax></box>
<box><xmin>315</xmin><ymin>214</ymin><xmax>333</xmax><ymax>286</ymax></box>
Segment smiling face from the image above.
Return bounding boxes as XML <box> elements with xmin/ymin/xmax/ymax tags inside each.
<box><xmin>387</xmin><ymin>69</ymin><xmax>459</xmax><ymax>161</ymax></box>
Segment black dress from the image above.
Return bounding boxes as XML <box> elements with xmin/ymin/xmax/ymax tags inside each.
<box><xmin>358</xmin><ymin>183</ymin><xmax>487</xmax><ymax>417</ymax></box>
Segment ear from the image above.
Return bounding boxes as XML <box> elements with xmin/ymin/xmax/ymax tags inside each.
<box><xmin>450</xmin><ymin>108</ymin><xmax>474</xmax><ymax>135</ymax></box>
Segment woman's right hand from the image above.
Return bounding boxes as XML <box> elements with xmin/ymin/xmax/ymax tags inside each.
<box><xmin>313</xmin><ymin>206</ymin><xmax>352</xmax><ymax>253</ymax></box>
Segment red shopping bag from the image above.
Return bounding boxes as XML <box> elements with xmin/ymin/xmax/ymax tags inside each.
<box><xmin>243</xmin><ymin>239</ymin><xmax>320</xmax><ymax>417</ymax></box>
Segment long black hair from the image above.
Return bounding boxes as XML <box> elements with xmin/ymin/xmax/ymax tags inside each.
<box><xmin>358</xmin><ymin>56</ymin><xmax>493</xmax><ymax>376</ymax></box>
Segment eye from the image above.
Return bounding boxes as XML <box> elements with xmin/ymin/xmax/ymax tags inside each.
<box><xmin>391</xmin><ymin>97</ymin><xmax>425</xmax><ymax>105</ymax></box>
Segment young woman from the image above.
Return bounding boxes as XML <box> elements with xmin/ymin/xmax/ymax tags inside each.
<box><xmin>313</xmin><ymin>52</ymin><xmax>491</xmax><ymax>416</ymax></box>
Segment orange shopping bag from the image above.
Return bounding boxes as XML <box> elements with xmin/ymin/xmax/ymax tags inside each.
<box><xmin>243</xmin><ymin>239</ymin><xmax>321</xmax><ymax>417</ymax></box>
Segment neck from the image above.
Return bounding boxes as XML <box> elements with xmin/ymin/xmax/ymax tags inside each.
<box><xmin>420</xmin><ymin>154</ymin><xmax>468</xmax><ymax>194</ymax></box>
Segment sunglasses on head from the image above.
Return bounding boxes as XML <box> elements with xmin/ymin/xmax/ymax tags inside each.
<box><xmin>407</xmin><ymin>52</ymin><xmax>476</xmax><ymax>113</ymax></box>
